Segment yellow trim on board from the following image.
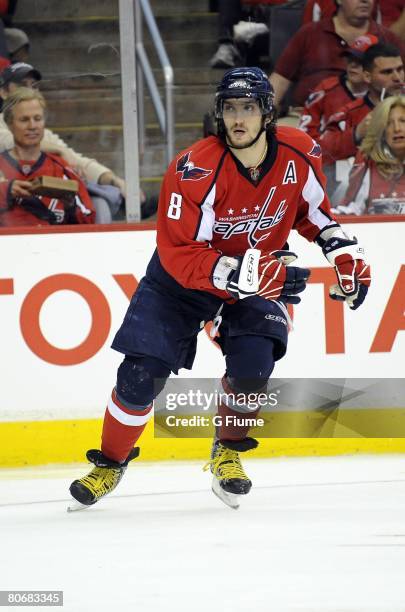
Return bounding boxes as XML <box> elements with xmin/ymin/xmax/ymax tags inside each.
<box><xmin>1</xmin><ymin>418</ymin><xmax>405</xmax><ymax>467</ymax></box>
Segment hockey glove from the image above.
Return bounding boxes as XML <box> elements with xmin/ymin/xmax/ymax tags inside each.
<box><xmin>216</xmin><ymin>248</ymin><xmax>310</xmax><ymax>303</ymax></box>
<box><xmin>322</xmin><ymin>236</ymin><xmax>371</xmax><ymax>310</ymax></box>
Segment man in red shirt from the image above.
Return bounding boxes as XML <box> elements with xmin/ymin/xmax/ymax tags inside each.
<box><xmin>269</xmin><ymin>0</ymin><xmax>403</xmax><ymax>108</ymax></box>
<box><xmin>68</xmin><ymin>68</ymin><xmax>371</xmax><ymax>512</ymax></box>
<box><xmin>0</xmin><ymin>88</ymin><xmax>95</xmax><ymax>226</ymax></box>
<box><xmin>319</xmin><ymin>42</ymin><xmax>404</xmax><ymax>164</ymax></box>
<box><xmin>298</xmin><ymin>34</ymin><xmax>377</xmax><ymax>140</ymax></box>
<box><xmin>302</xmin><ymin>0</ymin><xmax>402</xmax><ymax>29</ymax></box>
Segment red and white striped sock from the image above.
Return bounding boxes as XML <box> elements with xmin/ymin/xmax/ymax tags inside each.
<box><xmin>101</xmin><ymin>388</ymin><xmax>153</xmax><ymax>463</ymax></box>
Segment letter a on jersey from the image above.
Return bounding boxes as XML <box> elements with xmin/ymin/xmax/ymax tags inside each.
<box><xmin>282</xmin><ymin>160</ymin><xmax>297</xmax><ymax>185</ymax></box>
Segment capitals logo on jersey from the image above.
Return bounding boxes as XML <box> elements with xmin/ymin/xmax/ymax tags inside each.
<box><xmin>308</xmin><ymin>142</ymin><xmax>322</xmax><ymax>158</ymax></box>
<box><xmin>305</xmin><ymin>90</ymin><xmax>325</xmax><ymax>108</ymax></box>
<box><xmin>214</xmin><ymin>186</ymin><xmax>288</xmax><ymax>248</ymax></box>
<box><xmin>176</xmin><ymin>152</ymin><xmax>213</xmax><ymax>181</ymax></box>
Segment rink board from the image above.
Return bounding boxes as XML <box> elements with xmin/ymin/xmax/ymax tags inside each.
<box><xmin>2</xmin><ymin>418</ymin><xmax>405</xmax><ymax>467</ymax></box>
<box><xmin>0</xmin><ymin>218</ymin><xmax>404</xmax><ymax>466</ymax></box>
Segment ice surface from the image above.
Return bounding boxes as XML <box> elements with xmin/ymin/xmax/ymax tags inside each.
<box><xmin>1</xmin><ymin>455</ymin><xmax>405</xmax><ymax>612</ymax></box>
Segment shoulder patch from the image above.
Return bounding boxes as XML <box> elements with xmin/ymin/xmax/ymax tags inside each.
<box><xmin>305</xmin><ymin>90</ymin><xmax>325</xmax><ymax>107</ymax></box>
<box><xmin>176</xmin><ymin>151</ymin><xmax>213</xmax><ymax>181</ymax></box>
<box><xmin>308</xmin><ymin>141</ymin><xmax>322</xmax><ymax>158</ymax></box>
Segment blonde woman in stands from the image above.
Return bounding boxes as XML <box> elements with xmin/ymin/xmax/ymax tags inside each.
<box><xmin>0</xmin><ymin>63</ymin><xmax>158</xmax><ymax>222</ymax></box>
<box><xmin>0</xmin><ymin>88</ymin><xmax>96</xmax><ymax>226</ymax></box>
<box><xmin>334</xmin><ymin>95</ymin><xmax>405</xmax><ymax>215</ymax></box>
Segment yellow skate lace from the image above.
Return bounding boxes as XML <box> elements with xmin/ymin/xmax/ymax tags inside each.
<box><xmin>203</xmin><ymin>446</ymin><xmax>249</xmax><ymax>481</ymax></box>
<box><xmin>78</xmin><ymin>466</ymin><xmax>123</xmax><ymax>499</ymax></box>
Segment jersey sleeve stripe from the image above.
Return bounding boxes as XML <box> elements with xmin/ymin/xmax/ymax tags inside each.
<box><xmin>195</xmin><ymin>183</ymin><xmax>216</xmax><ymax>242</ymax></box>
<box><xmin>302</xmin><ymin>165</ymin><xmax>330</xmax><ymax>230</ymax></box>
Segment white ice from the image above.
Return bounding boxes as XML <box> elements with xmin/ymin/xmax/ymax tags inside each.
<box><xmin>1</xmin><ymin>455</ymin><xmax>405</xmax><ymax>612</ymax></box>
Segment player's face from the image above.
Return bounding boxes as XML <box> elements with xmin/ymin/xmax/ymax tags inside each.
<box><xmin>366</xmin><ymin>57</ymin><xmax>405</xmax><ymax>98</ymax></box>
<box><xmin>385</xmin><ymin>105</ymin><xmax>405</xmax><ymax>160</ymax></box>
<box><xmin>10</xmin><ymin>99</ymin><xmax>45</xmax><ymax>148</ymax></box>
<box><xmin>222</xmin><ymin>98</ymin><xmax>263</xmax><ymax>148</ymax></box>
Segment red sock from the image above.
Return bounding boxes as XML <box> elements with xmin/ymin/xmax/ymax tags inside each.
<box><xmin>217</xmin><ymin>377</ymin><xmax>261</xmax><ymax>441</ymax></box>
<box><xmin>101</xmin><ymin>388</ymin><xmax>153</xmax><ymax>463</ymax></box>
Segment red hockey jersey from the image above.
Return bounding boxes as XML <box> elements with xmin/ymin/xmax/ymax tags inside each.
<box><xmin>0</xmin><ymin>151</ymin><xmax>95</xmax><ymax>226</ymax></box>
<box><xmin>157</xmin><ymin>127</ymin><xmax>335</xmax><ymax>298</ymax></box>
<box><xmin>298</xmin><ymin>74</ymin><xmax>359</xmax><ymax>141</ymax></box>
<box><xmin>319</xmin><ymin>96</ymin><xmax>374</xmax><ymax>164</ymax></box>
<box><xmin>338</xmin><ymin>152</ymin><xmax>405</xmax><ymax>215</ymax></box>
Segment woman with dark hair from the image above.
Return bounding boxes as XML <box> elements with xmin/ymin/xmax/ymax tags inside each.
<box><xmin>335</xmin><ymin>95</ymin><xmax>405</xmax><ymax>214</ymax></box>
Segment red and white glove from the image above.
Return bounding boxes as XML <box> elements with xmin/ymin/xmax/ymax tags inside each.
<box><xmin>213</xmin><ymin>249</ymin><xmax>310</xmax><ymax>303</ymax></box>
<box><xmin>322</xmin><ymin>236</ymin><xmax>371</xmax><ymax>309</ymax></box>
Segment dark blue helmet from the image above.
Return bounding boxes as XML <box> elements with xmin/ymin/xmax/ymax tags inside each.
<box><xmin>215</xmin><ymin>67</ymin><xmax>275</xmax><ymax>119</ymax></box>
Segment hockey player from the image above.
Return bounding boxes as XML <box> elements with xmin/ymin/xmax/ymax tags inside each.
<box><xmin>69</xmin><ymin>68</ymin><xmax>371</xmax><ymax>510</ymax></box>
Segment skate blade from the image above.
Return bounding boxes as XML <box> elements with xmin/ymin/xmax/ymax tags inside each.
<box><xmin>67</xmin><ymin>498</ymin><xmax>94</xmax><ymax>513</ymax></box>
<box><xmin>211</xmin><ymin>478</ymin><xmax>240</xmax><ymax>510</ymax></box>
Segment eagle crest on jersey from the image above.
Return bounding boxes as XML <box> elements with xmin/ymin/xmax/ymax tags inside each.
<box><xmin>176</xmin><ymin>152</ymin><xmax>213</xmax><ymax>181</ymax></box>
<box><xmin>305</xmin><ymin>90</ymin><xmax>325</xmax><ymax>107</ymax></box>
<box><xmin>308</xmin><ymin>142</ymin><xmax>322</xmax><ymax>158</ymax></box>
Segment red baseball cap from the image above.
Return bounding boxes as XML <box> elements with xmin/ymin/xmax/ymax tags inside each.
<box><xmin>342</xmin><ymin>34</ymin><xmax>379</xmax><ymax>61</ymax></box>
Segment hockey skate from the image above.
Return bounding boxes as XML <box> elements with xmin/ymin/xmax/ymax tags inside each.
<box><xmin>204</xmin><ymin>438</ymin><xmax>258</xmax><ymax>509</ymax></box>
<box><xmin>68</xmin><ymin>447</ymin><xmax>139</xmax><ymax>512</ymax></box>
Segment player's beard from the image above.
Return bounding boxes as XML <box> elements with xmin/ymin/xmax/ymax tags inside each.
<box><xmin>226</xmin><ymin>126</ymin><xmax>265</xmax><ymax>150</ymax></box>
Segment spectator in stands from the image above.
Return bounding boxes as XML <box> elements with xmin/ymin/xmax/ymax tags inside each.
<box><xmin>269</xmin><ymin>0</ymin><xmax>403</xmax><ymax>108</ymax></box>
<box><xmin>1</xmin><ymin>1</ymin><xmax>30</xmax><ymax>63</ymax></box>
<box><xmin>334</xmin><ymin>95</ymin><xmax>405</xmax><ymax>214</ymax></box>
<box><xmin>209</xmin><ymin>0</ymin><xmax>269</xmax><ymax>68</ymax></box>
<box><xmin>319</xmin><ymin>42</ymin><xmax>404</xmax><ymax>164</ymax></box>
<box><xmin>4</xmin><ymin>27</ymin><xmax>29</xmax><ymax>63</ymax></box>
<box><xmin>298</xmin><ymin>34</ymin><xmax>377</xmax><ymax>140</ymax></box>
<box><xmin>0</xmin><ymin>63</ymin><xmax>158</xmax><ymax>222</ymax></box>
<box><xmin>0</xmin><ymin>88</ymin><xmax>96</xmax><ymax>226</ymax></box>
<box><xmin>0</xmin><ymin>18</ymin><xmax>9</xmax><ymax>71</ymax></box>
<box><xmin>302</xmin><ymin>0</ymin><xmax>379</xmax><ymax>25</ymax></box>
<box><xmin>302</xmin><ymin>0</ymin><xmax>402</xmax><ymax>31</ymax></box>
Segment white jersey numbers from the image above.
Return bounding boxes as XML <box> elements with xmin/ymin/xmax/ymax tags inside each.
<box><xmin>167</xmin><ymin>192</ymin><xmax>183</xmax><ymax>220</ymax></box>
